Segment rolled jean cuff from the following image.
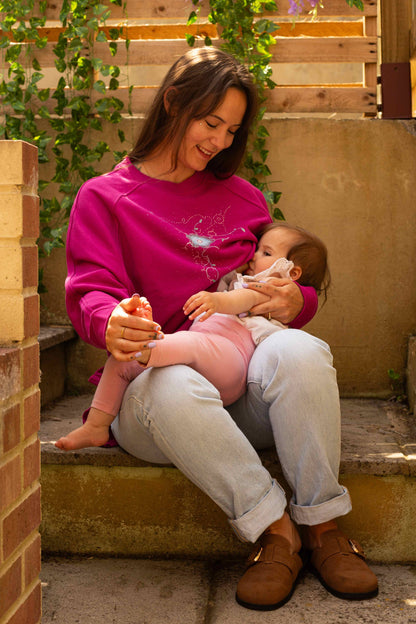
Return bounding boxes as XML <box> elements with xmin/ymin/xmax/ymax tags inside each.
<box><xmin>228</xmin><ymin>479</ymin><xmax>287</xmax><ymax>543</ymax></box>
<box><xmin>290</xmin><ymin>486</ymin><xmax>352</xmax><ymax>526</ymax></box>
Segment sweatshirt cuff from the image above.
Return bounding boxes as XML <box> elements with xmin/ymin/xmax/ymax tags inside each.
<box><xmin>88</xmin><ymin>304</ymin><xmax>116</xmax><ymax>350</ymax></box>
<box><xmin>289</xmin><ymin>284</ymin><xmax>318</xmax><ymax>329</ymax></box>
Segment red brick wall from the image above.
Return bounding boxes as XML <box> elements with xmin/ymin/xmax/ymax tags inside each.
<box><xmin>0</xmin><ymin>141</ymin><xmax>41</xmax><ymax>624</ymax></box>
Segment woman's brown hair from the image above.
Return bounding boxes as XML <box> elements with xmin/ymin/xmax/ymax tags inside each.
<box><xmin>261</xmin><ymin>222</ymin><xmax>331</xmax><ymax>301</ymax></box>
<box><xmin>129</xmin><ymin>47</ymin><xmax>258</xmax><ymax>179</ymax></box>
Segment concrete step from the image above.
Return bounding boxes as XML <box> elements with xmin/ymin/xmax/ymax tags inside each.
<box><xmin>40</xmin><ymin>555</ymin><xmax>416</xmax><ymax>624</ymax></box>
<box><xmin>39</xmin><ymin>395</ymin><xmax>416</xmax><ymax>562</ymax></box>
<box><xmin>39</xmin><ymin>325</ymin><xmax>77</xmax><ymax>407</ymax></box>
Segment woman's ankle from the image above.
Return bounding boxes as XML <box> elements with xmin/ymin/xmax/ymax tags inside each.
<box><xmin>302</xmin><ymin>519</ymin><xmax>339</xmax><ymax>549</ymax></box>
<box><xmin>264</xmin><ymin>512</ymin><xmax>301</xmax><ymax>551</ymax></box>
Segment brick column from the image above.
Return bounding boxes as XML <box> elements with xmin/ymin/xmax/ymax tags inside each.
<box><xmin>0</xmin><ymin>141</ymin><xmax>41</xmax><ymax>624</ymax></box>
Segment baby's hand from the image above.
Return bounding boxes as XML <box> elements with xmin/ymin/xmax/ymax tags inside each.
<box><xmin>183</xmin><ymin>291</ymin><xmax>217</xmax><ymax>321</ymax></box>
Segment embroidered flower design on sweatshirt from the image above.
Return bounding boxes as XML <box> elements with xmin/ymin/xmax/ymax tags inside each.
<box><xmin>186</xmin><ymin>233</ymin><xmax>213</xmax><ymax>248</ymax></box>
<box><xmin>177</xmin><ymin>211</ymin><xmax>246</xmax><ymax>283</ymax></box>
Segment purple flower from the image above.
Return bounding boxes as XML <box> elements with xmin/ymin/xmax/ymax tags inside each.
<box><xmin>288</xmin><ymin>0</ymin><xmax>319</xmax><ymax>16</ymax></box>
<box><xmin>288</xmin><ymin>0</ymin><xmax>302</xmax><ymax>15</ymax></box>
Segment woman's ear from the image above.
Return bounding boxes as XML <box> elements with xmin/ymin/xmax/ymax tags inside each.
<box><xmin>163</xmin><ymin>87</ymin><xmax>178</xmax><ymax>114</ymax></box>
<box><xmin>290</xmin><ymin>265</ymin><xmax>302</xmax><ymax>281</ymax></box>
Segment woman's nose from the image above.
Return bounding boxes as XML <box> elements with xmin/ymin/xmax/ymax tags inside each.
<box><xmin>210</xmin><ymin>129</ymin><xmax>231</xmax><ymax>151</ymax></box>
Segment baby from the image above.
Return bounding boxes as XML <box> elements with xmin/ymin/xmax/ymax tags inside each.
<box><xmin>56</xmin><ymin>222</ymin><xmax>330</xmax><ymax>451</ymax></box>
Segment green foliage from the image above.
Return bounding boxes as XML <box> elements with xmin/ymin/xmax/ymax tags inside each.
<box><xmin>387</xmin><ymin>369</ymin><xmax>407</xmax><ymax>404</ymax></box>
<box><xmin>0</xmin><ymin>0</ymin><xmax>129</xmax><ymax>290</ymax></box>
<box><xmin>187</xmin><ymin>0</ymin><xmax>283</xmax><ymax>220</ymax></box>
<box><xmin>186</xmin><ymin>0</ymin><xmax>364</xmax><ymax>220</ymax></box>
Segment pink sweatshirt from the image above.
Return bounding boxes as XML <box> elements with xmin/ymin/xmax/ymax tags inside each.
<box><xmin>65</xmin><ymin>158</ymin><xmax>317</xmax><ymax>350</ymax></box>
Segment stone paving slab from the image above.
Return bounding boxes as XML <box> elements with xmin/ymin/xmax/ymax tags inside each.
<box><xmin>41</xmin><ymin>556</ymin><xmax>416</xmax><ymax>624</ymax></box>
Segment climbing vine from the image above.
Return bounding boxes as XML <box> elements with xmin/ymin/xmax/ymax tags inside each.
<box><xmin>187</xmin><ymin>0</ymin><xmax>364</xmax><ymax>220</ymax></box>
<box><xmin>0</xmin><ymin>0</ymin><xmax>129</xmax><ymax>290</ymax></box>
<box><xmin>187</xmin><ymin>0</ymin><xmax>283</xmax><ymax>219</ymax></box>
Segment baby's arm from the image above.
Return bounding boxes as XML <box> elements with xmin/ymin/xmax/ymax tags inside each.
<box><xmin>184</xmin><ymin>286</ymin><xmax>270</xmax><ymax>322</ymax></box>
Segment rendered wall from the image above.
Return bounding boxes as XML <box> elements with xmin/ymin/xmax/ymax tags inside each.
<box><xmin>267</xmin><ymin>119</ymin><xmax>416</xmax><ymax>396</ymax></box>
<box><xmin>39</xmin><ymin>118</ymin><xmax>416</xmax><ymax>397</ymax></box>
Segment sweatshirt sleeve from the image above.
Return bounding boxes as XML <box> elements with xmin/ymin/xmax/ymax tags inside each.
<box><xmin>288</xmin><ymin>284</ymin><xmax>318</xmax><ymax>329</ymax></box>
<box><xmin>65</xmin><ymin>182</ymin><xmax>134</xmax><ymax>350</ymax></box>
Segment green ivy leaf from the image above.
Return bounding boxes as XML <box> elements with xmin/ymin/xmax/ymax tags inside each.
<box><xmin>96</xmin><ymin>31</ymin><xmax>107</xmax><ymax>42</ymax></box>
<box><xmin>93</xmin><ymin>80</ymin><xmax>106</xmax><ymax>93</ymax></box>
<box><xmin>187</xmin><ymin>11</ymin><xmax>198</xmax><ymax>26</ymax></box>
<box><xmin>5</xmin><ymin>44</ymin><xmax>22</xmax><ymax>62</ymax></box>
<box><xmin>55</xmin><ymin>58</ymin><xmax>67</xmax><ymax>72</ymax></box>
<box><xmin>108</xmin><ymin>28</ymin><xmax>121</xmax><ymax>40</ymax></box>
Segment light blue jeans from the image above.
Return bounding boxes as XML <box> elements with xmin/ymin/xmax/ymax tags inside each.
<box><xmin>112</xmin><ymin>329</ymin><xmax>352</xmax><ymax>543</ymax></box>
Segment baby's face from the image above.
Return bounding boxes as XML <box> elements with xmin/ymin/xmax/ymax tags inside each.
<box><xmin>246</xmin><ymin>228</ymin><xmax>299</xmax><ymax>276</ymax></box>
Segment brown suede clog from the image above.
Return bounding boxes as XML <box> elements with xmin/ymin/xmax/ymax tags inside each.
<box><xmin>236</xmin><ymin>533</ymin><xmax>304</xmax><ymax>611</ymax></box>
<box><xmin>308</xmin><ymin>529</ymin><xmax>379</xmax><ymax>600</ymax></box>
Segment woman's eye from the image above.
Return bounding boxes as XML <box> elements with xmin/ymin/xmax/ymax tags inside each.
<box><xmin>205</xmin><ymin>120</ymin><xmax>217</xmax><ymax>129</ymax></box>
<box><xmin>263</xmin><ymin>251</ymin><xmax>271</xmax><ymax>256</ymax></box>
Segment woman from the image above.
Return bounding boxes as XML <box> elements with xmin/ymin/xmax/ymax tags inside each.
<box><xmin>65</xmin><ymin>46</ymin><xmax>378</xmax><ymax>610</ymax></box>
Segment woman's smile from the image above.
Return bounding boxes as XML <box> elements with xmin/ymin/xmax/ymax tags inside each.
<box><xmin>176</xmin><ymin>87</ymin><xmax>247</xmax><ymax>179</ymax></box>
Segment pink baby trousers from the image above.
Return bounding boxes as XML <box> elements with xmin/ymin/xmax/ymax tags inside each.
<box><xmin>92</xmin><ymin>314</ymin><xmax>256</xmax><ymax>414</ymax></box>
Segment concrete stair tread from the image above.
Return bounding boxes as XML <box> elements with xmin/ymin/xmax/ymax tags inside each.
<box><xmin>39</xmin><ymin>324</ymin><xmax>76</xmax><ymax>351</ymax></box>
<box><xmin>40</xmin><ymin>394</ymin><xmax>416</xmax><ymax>475</ymax></box>
<box><xmin>39</xmin><ymin>395</ymin><xmax>416</xmax><ymax>560</ymax></box>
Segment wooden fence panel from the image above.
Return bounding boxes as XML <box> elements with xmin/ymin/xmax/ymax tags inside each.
<box><xmin>1</xmin><ymin>0</ymin><xmax>380</xmax><ymax>115</ymax></box>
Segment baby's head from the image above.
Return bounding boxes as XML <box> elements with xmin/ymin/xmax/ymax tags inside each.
<box><xmin>248</xmin><ymin>222</ymin><xmax>331</xmax><ymax>300</ymax></box>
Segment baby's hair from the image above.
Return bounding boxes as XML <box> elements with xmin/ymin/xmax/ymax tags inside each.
<box><xmin>260</xmin><ymin>222</ymin><xmax>331</xmax><ymax>301</ymax></box>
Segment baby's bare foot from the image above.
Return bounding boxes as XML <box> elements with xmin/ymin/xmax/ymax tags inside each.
<box><xmin>135</xmin><ymin>350</ymin><xmax>151</xmax><ymax>365</ymax></box>
<box><xmin>55</xmin><ymin>422</ymin><xmax>110</xmax><ymax>451</ymax></box>
<box><xmin>132</xmin><ymin>296</ymin><xmax>161</xmax><ymax>365</ymax></box>
<box><xmin>132</xmin><ymin>295</ymin><xmax>153</xmax><ymax>321</ymax></box>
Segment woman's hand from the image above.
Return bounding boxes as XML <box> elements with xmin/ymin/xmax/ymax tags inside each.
<box><xmin>105</xmin><ymin>294</ymin><xmax>163</xmax><ymax>361</ymax></box>
<box><xmin>245</xmin><ymin>277</ymin><xmax>304</xmax><ymax>325</ymax></box>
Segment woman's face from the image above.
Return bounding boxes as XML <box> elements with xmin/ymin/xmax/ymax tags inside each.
<box><xmin>176</xmin><ymin>87</ymin><xmax>247</xmax><ymax>180</ymax></box>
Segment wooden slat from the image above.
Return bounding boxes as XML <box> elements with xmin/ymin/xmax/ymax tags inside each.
<box><xmin>412</xmin><ymin>12</ymin><xmax>416</xmax><ymax>60</ymax></box>
<box><xmin>8</xmin><ymin>37</ymin><xmax>376</xmax><ymax>68</ymax></box>
<box><xmin>121</xmin><ymin>84</ymin><xmax>377</xmax><ymax>113</ymax></box>
<box><xmin>6</xmin><ymin>84</ymin><xmax>374</xmax><ymax>115</ymax></box>
<box><xmin>267</xmin><ymin>85</ymin><xmax>376</xmax><ymax>113</ymax></box>
<box><xmin>6</xmin><ymin>23</ymin><xmax>218</xmax><ymax>43</ymax></box>
<box><xmin>35</xmin><ymin>0</ymin><xmax>211</xmax><ymax>22</ymax></box>
<box><xmin>272</xmin><ymin>36</ymin><xmax>377</xmax><ymax>63</ymax></box>
<box><xmin>30</xmin><ymin>0</ymin><xmax>378</xmax><ymax>22</ymax></box>
<box><xmin>36</xmin><ymin>0</ymin><xmax>376</xmax><ymax>21</ymax></box>
<box><xmin>4</xmin><ymin>20</ymin><xmax>364</xmax><ymax>44</ymax></box>
<box><xmin>364</xmin><ymin>15</ymin><xmax>378</xmax><ymax>89</ymax></box>
<box><xmin>274</xmin><ymin>21</ymin><xmax>364</xmax><ymax>37</ymax></box>
<box><xmin>381</xmin><ymin>0</ymin><xmax>412</xmax><ymax>63</ymax></box>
